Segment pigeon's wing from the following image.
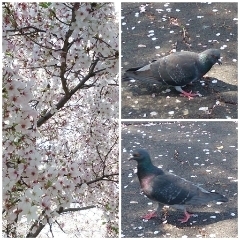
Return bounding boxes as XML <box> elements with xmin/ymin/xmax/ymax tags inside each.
<box><xmin>148</xmin><ymin>173</ymin><xmax>196</xmax><ymax>205</ymax></box>
<box><xmin>150</xmin><ymin>52</ymin><xmax>202</xmax><ymax>86</ymax></box>
<box><xmin>149</xmin><ymin>173</ymin><xmax>227</xmax><ymax>206</ymax></box>
<box><xmin>123</xmin><ymin>63</ymin><xmax>162</xmax><ymax>84</ymax></box>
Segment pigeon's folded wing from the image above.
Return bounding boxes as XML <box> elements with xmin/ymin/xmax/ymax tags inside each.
<box><xmin>149</xmin><ymin>173</ymin><xmax>228</xmax><ymax>206</ymax></box>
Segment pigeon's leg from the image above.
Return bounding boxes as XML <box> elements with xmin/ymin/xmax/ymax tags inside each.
<box><xmin>175</xmin><ymin>86</ymin><xmax>201</xmax><ymax>99</ymax></box>
<box><xmin>178</xmin><ymin>209</ymin><xmax>194</xmax><ymax>223</ymax></box>
<box><xmin>142</xmin><ymin>203</ymin><xmax>163</xmax><ymax>220</ymax></box>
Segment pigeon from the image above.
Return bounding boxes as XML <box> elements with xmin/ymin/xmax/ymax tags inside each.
<box><xmin>124</xmin><ymin>49</ymin><xmax>222</xmax><ymax>98</ymax></box>
<box><xmin>129</xmin><ymin>149</ymin><xmax>228</xmax><ymax>223</ymax></box>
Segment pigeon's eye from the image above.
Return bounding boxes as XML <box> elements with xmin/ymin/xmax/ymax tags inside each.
<box><xmin>133</xmin><ymin>153</ymin><xmax>140</xmax><ymax>157</ymax></box>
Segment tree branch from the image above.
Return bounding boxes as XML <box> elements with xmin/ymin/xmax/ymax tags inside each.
<box><xmin>83</xmin><ymin>173</ymin><xmax>119</xmax><ymax>186</ymax></box>
<box><xmin>26</xmin><ymin>205</ymin><xmax>97</xmax><ymax>237</ymax></box>
<box><xmin>55</xmin><ymin>220</ymin><xmax>66</xmax><ymax>234</ymax></box>
<box><xmin>59</xmin><ymin>4</ymin><xmax>77</xmax><ymax>96</ymax></box>
<box><xmin>37</xmin><ymin>58</ymin><xmax>103</xmax><ymax>127</ymax></box>
<box><xmin>6</xmin><ymin>26</ymin><xmax>46</xmax><ymax>33</ymax></box>
<box><xmin>59</xmin><ymin>205</ymin><xmax>96</xmax><ymax>214</ymax></box>
<box><xmin>26</xmin><ymin>221</ymin><xmax>45</xmax><ymax>238</ymax></box>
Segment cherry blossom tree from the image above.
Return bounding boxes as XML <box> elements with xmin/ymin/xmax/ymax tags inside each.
<box><xmin>2</xmin><ymin>2</ymin><xmax>119</xmax><ymax>237</ymax></box>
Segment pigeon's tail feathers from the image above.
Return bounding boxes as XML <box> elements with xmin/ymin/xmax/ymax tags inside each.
<box><xmin>209</xmin><ymin>192</ymin><xmax>228</xmax><ymax>202</ymax></box>
<box><xmin>122</xmin><ymin>66</ymin><xmax>144</xmax><ymax>81</ymax></box>
<box><xmin>126</xmin><ymin>60</ymin><xmax>159</xmax><ymax>72</ymax></box>
<box><xmin>123</xmin><ymin>68</ymin><xmax>160</xmax><ymax>84</ymax></box>
<box><xmin>126</xmin><ymin>65</ymin><xmax>148</xmax><ymax>72</ymax></box>
<box><xmin>187</xmin><ymin>190</ymin><xmax>228</xmax><ymax>205</ymax></box>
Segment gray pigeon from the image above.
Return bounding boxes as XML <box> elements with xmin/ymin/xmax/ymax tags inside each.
<box><xmin>124</xmin><ymin>49</ymin><xmax>222</xmax><ymax>98</ymax></box>
<box><xmin>130</xmin><ymin>149</ymin><xmax>228</xmax><ymax>223</ymax></box>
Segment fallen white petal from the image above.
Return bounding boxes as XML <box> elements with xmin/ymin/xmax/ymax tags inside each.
<box><xmin>150</xmin><ymin>111</ymin><xmax>158</xmax><ymax>116</ymax></box>
<box><xmin>199</xmin><ymin>107</ymin><xmax>208</xmax><ymax>111</ymax></box>
<box><xmin>138</xmin><ymin>44</ymin><xmax>146</xmax><ymax>48</ymax></box>
<box><xmin>147</xmin><ymin>33</ymin><xmax>154</xmax><ymax>37</ymax></box>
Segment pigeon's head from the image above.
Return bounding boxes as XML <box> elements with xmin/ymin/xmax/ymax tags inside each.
<box><xmin>129</xmin><ymin>149</ymin><xmax>152</xmax><ymax>164</ymax></box>
<box><xmin>201</xmin><ymin>48</ymin><xmax>222</xmax><ymax>65</ymax></box>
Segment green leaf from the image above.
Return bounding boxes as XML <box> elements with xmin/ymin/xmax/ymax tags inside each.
<box><xmin>39</xmin><ymin>2</ymin><xmax>52</xmax><ymax>9</ymax></box>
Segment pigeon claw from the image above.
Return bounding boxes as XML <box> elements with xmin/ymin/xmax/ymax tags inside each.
<box><xmin>180</xmin><ymin>90</ymin><xmax>202</xmax><ymax>100</ymax></box>
<box><xmin>178</xmin><ymin>211</ymin><xmax>194</xmax><ymax>223</ymax></box>
<box><xmin>142</xmin><ymin>211</ymin><xmax>157</xmax><ymax>220</ymax></box>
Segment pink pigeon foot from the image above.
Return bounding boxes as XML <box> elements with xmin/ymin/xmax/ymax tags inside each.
<box><xmin>179</xmin><ymin>90</ymin><xmax>201</xmax><ymax>100</ymax></box>
<box><xmin>142</xmin><ymin>211</ymin><xmax>157</xmax><ymax>220</ymax></box>
<box><xmin>178</xmin><ymin>210</ymin><xmax>194</xmax><ymax>223</ymax></box>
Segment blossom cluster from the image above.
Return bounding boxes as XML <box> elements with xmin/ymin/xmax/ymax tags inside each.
<box><xmin>3</xmin><ymin>2</ymin><xmax>119</xmax><ymax>237</ymax></box>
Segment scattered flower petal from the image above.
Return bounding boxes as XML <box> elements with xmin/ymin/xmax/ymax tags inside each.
<box><xmin>199</xmin><ymin>107</ymin><xmax>208</xmax><ymax>111</ymax></box>
<box><xmin>150</xmin><ymin>111</ymin><xmax>158</xmax><ymax>116</ymax></box>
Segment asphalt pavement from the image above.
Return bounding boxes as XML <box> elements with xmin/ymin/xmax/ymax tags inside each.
<box><xmin>121</xmin><ymin>121</ymin><xmax>237</xmax><ymax>238</ymax></box>
<box><xmin>121</xmin><ymin>2</ymin><xmax>238</xmax><ymax>119</ymax></box>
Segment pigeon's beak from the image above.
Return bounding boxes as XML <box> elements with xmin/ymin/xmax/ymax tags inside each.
<box><xmin>129</xmin><ymin>157</ymin><xmax>134</xmax><ymax>161</ymax></box>
<box><xmin>129</xmin><ymin>152</ymin><xmax>140</xmax><ymax>160</ymax></box>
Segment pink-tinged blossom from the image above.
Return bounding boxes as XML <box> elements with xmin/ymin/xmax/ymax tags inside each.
<box><xmin>40</xmin><ymin>195</ymin><xmax>53</xmax><ymax>217</ymax></box>
<box><xmin>3</xmin><ymin>2</ymin><xmax>118</xmax><ymax>238</ymax></box>
<box><xmin>18</xmin><ymin>196</ymin><xmax>32</xmax><ymax>212</ymax></box>
<box><xmin>8</xmin><ymin>168</ymin><xmax>21</xmax><ymax>181</ymax></box>
<box><xmin>15</xmin><ymin>118</ymin><xmax>32</xmax><ymax>132</ymax></box>
<box><xmin>26</xmin><ymin>206</ymin><xmax>38</xmax><ymax>222</ymax></box>
<box><xmin>25</xmin><ymin>166</ymin><xmax>39</xmax><ymax>181</ymax></box>
<box><xmin>25</xmin><ymin>185</ymin><xmax>43</xmax><ymax>202</ymax></box>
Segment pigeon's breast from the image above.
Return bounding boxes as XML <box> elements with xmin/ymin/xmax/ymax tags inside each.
<box><xmin>140</xmin><ymin>175</ymin><xmax>155</xmax><ymax>199</ymax></box>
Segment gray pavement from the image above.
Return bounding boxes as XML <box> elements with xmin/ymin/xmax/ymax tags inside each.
<box><xmin>121</xmin><ymin>2</ymin><xmax>238</xmax><ymax>119</ymax></box>
<box><xmin>121</xmin><ymin>121</ymin><xmax>238</xmax><ymax>238</ymax></box>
